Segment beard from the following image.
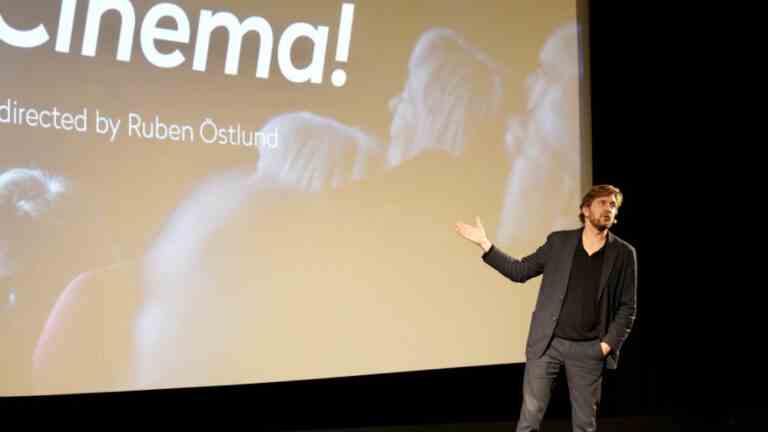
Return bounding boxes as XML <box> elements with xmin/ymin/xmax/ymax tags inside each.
<box><xmin>588</xmin><ymin>212</ymin><xmax>613</xmax><ymax>232</ymax></box>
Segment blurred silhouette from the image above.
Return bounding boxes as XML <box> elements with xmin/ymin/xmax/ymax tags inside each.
<box><xmin>497</xmin><ymin>22</ymin><xmax>582</xmax><ymax>252</ymax></box>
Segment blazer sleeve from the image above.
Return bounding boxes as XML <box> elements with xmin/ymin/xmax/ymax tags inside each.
<box><xmin>603</xmin><ymin>245</ymin><xmax>638</xmax><ymax>354</ymax></box>
<box><xmin>481</xmin><ymin>234</ymin><xmax>553</xmax><ymax>283</ymax></box>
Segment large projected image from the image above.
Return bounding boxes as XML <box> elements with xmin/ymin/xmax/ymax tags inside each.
<box><xmin>1</xmin><ymin>0</ymin><xmax>586</xmax><ymax>395</ymax></box>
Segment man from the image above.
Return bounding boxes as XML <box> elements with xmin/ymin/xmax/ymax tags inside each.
<box><xmin>455</xmin><ymin>184</ymin><xmax>637</xmax><ymax>432</ymax></box>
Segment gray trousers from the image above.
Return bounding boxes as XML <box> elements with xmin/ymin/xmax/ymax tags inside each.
<box><xmin>516</xmin><ymin>336</ymin><xmax>606</xmax><ymax>432</ymax></box>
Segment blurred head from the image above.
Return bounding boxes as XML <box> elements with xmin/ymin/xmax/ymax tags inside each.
<box><xmin>496</xmin><ymin>22</ymin><xmax>583</xmax><ymax>248</ymax></box>
<box><xmin>579</xmin><ymin>184</ymin><xmax>623</xmax><ymax>230</ymax></box>
<box><xmin>505</xmin><ymin>21</ymin><xmax>579</xmax><ymax>161</ymax></box>
<box><xmin>254</xmin><ymin>112</ymin><xmax>382</xmax><ymax>192</ymax></box>
<box><xmin>0</xmin><ymin>168</ymin><xmax>68</xmax><ymax>277</ymax></box>
<box><xmin>388</xmin><ymin>28</ymin><xmax>503</xmax><ymax>166</ymax></box>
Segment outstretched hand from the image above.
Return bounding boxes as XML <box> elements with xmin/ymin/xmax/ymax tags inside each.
<box><xmin>455</xmin><ymin>217</ymin><xmax>492</xmax><ymax>252</ymax></box>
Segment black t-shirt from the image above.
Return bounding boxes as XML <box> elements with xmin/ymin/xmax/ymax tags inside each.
<box><xmin>554</xmin><ymin>234</ymin><xmax>605</xmax><ymax>341</ymax></box>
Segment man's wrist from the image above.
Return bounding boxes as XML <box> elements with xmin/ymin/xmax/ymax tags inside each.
<box><xmin>480</xmin><ymin>240</ymin><xmax>492</xmax><ymax>253</ymax></box>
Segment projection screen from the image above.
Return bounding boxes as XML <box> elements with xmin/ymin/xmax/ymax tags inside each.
<box><xmin>1</xmin><ymin>0</ymin><xmax>589</xmax><ymax>395</ymax></box>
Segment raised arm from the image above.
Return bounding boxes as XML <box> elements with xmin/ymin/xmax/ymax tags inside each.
<box><xmin>455</xmin><ymin>217</ymin><xmax>551</xmax><ymax>283</ymax></box>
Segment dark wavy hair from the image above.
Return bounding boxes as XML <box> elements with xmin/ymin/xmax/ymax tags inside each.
<box><xmin>578</xmin><ymin>184</ymin><xmax>623</xmax><ymax>224</ymax></box>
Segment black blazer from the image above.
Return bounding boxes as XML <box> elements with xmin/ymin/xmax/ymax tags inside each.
<box><xmin>482</xmin><ymin>228</ymin><xmax>637</xmax><ymax>370</ymax></box>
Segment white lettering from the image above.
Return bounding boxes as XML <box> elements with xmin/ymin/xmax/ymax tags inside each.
<box><xmin>193</xmin><ymin>10</ymin><xmax>273</xmax><ymax>78</ymax></box>
<box><xmin>1</xmin><ymin>99</ymin><xmax>87</xmax><ymax>132</ymax></box>
<box><xmin>82</xmin><ymin>0</ymin><xmax>136</xmax><ymax>62</ymax></box>
<box><xmin>141</xmin><ymin>3</ymin><xmax>190</xmax><ymax>69</ymax></box>
<box><xmin>25</xmin><ymin>109</ymin><xmax>39</xmax><ymax>127</ymax></box>
<box><xmin>128</xmin><ymin>112</ymin><xmax>142</xmax><ymax>137</ymax></box>
<box><xmin>0</xmin><ymin>2</ymin><xmax>358</xmax><ymax>85</ymax></box>
<box><xmin>127</xmin><ymin>113</ymin><xmax>193</xmax><ymax>142</ymax></box>
<box><xmin>96</xmin><ymin>111</ymin><xmax>120</xmax><ymax>141</ymax></box>
<box><xmin>278</xmin><ymin>23</ymin><xmax>328</xmax><ymax>84</ymax></box>
<box><xmin>0</xmin><ymin>13</ymin><xmax>49</xmax><ymax>48</ymax></box>
<box><xmin>55</xmin><ymin>0</ymin><xmax>78</xmax><ymax>53</ymax></box>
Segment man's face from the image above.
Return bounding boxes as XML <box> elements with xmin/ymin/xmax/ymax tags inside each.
<box><xmin>582</xmin><ymin>194</ymin><xmax>618</xmax><ymax>231</ymax></box>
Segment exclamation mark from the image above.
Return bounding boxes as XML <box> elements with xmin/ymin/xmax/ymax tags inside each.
<box><xmin>331</xmin><ymin>3</ymin><xmax>355</xmax><ymax>87</ymax></box>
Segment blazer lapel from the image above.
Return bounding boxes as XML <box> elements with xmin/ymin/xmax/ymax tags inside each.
<box><xmin>558</xmin><ymin>229</ymin><xmax>581</xmax><ymax>288</ymax></box>
<box><xmin>597</xmin><ymin>231</ymin><xmax>618</xmax><ymax>301</ymax></box>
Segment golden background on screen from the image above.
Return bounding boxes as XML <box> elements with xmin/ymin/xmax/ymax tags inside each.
<box><xmin>1</xmin><ymin>0</ymin><xmax>587</xmax><ymax>395</ymax></box>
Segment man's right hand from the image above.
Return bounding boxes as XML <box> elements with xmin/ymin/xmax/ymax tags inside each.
<box><xmin>455</xmin><ymin>217</ymin><xmax>492</xmax><ymax>252</ymax></box>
